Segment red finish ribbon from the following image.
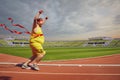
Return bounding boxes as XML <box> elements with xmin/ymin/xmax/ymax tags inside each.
<box><xmin>0</xmin><ymin>18</ymin><xmax>31</xmax><ymax>35</ymax></box>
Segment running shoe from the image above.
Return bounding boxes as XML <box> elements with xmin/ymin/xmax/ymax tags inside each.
<box><xmin>21</xmin><ymin>64</ymin><xmax>31</xmax><ymax>69</ymax></box>
<box><xmin>31</xmin><ymin>64</ymin><xmax>40</xmax><ymax>71</ymax></box>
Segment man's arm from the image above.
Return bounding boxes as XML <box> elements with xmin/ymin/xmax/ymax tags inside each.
<box><xmin>33</xmin><ymin>10</ymin><xmax>43</xmax><ymax>27</ymax></box>
<box><xmin>34</xmin><ymin>10</ymin><xmax>43</xmax><ymax>20</ymax></box>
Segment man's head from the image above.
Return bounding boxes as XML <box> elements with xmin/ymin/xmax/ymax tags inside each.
<box><xmin>37</xmin><ymin>18</ymin><xmax>44</xmax><ymax>25</ymax></box>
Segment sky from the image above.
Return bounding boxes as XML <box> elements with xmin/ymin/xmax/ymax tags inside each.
<box><xmin>0</xmin><ymin>0</ymin><xmax>120</xmax><ymax>41</ymax></box>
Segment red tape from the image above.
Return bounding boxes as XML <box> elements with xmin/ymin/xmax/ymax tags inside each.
<box><xmin>0</xmin><ymin>18</ymin><xmax>31</xmax><ymax>35</ymax></box>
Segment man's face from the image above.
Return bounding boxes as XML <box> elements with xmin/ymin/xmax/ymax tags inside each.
<box><xmin>37</xmin><ymin>19</ymin><xmax>44</xmax><ymax>25</ymax></box>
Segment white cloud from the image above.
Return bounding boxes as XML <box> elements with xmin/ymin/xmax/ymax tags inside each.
<box><xmin>0</xmin><ymin>0</ymin><xmax>120</xmax><ymax>40</ymax></box>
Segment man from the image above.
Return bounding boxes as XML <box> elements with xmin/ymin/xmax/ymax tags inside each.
<box><xmin>21</xmin><ymin>10</ymin><xmax>48</xmax><ymax>71</ymax></box>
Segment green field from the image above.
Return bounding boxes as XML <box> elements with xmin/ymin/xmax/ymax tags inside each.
<box><xmin>0</xmin><ymin>47</ymin><xmax>120</xmax><ymax>61</ymax></box>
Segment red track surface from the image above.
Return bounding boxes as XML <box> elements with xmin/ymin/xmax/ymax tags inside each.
<box><xmin>0</xmin><ymin>53</ymin><xmax>120</xmax><ymax>80</ymax></box>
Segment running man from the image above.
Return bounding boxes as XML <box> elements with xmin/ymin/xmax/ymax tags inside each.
<box><xmin>21</xmin><ymin>10</ymin><xmax>48</xmax><ymax>70</ymax></box>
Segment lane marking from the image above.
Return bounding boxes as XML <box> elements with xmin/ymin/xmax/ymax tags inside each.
<box><xmin>0</xmin><ymin>71</ymin><xmax>120</xmax><ymax>75</ymax></box>
<box><xmin>0</xmin><ymin>62</ymin><xmax>120</xmax><ymax>67</ymax></box>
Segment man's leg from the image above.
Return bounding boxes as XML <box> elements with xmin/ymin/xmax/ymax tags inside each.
<box><xmin>32</xmin><ymin>49</ymin><xmax>46</xmax><ymax>71</ymax></box>
<box><xmin>35</xmin><ymin>54</ymin><xmax>44</xmax><ymax>63</ymax></box>
<box><xmin>21</xmin><ymin>48</ymin><xmax>37</xmax><ymax>69</ymax></box>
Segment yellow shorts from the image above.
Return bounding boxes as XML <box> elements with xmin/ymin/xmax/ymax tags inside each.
<box><xmin>30</xmin><ymin>36</ymin><xmax>45</xmax><ymax>55</ymax></box>
<box><xmin>30</xmin><ymin>43</ymin><xmax>46</xmax><ymax>55</ymax></box>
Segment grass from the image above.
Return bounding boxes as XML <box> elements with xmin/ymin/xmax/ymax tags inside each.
<box><xmin>0</xmin><ymin>47</ymin><xmax>120</xmax><ymax>61</ymax></box>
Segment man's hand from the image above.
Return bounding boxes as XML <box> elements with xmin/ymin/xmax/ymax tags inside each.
<box><xmin>45</xmin><ymin>17</ymin><xmax>48</xmax><ymax>20</ymax></box>
<box><xmin>39</xmin><ymin>10</ymin><xmax>43</xmax><ymax>14</ymax></box>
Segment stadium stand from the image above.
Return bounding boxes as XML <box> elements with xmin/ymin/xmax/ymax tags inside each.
<box><xmin>0</xmin><ymin>36</ymin><xmax>120</xmax><ymax>47</ymax></box>
<box><xmin>83</xmin><ymin>37</ymin><xmax>113</xmax><ymax>47</ymax></box>
<box><xmin>0</xmin><ymin>36</ymin><xmax>29</xmax><ymax>47</ymax></box>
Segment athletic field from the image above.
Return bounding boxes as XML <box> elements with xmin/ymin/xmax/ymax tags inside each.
<box><xmin>0</xmin><ymin>47</ymin><xmax>120</xmax><ymax>61</ymax></box>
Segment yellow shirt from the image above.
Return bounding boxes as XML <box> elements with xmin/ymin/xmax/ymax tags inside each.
<box><xmin>33</xmin><ymin>24</ymin><xmax>43</xmax><ymax>34</ymax></box>
<box><xmin>30</xmin><ymin>24</ymin><xmax>44</xmax><ymax>44</ymax></box>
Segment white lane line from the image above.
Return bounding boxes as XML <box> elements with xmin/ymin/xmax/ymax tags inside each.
<box><xmin>0</xmin><ymin>71</ymin><xmax>120</xmax><ymax>75</ymax></box>
<box><xmin>39</xmin><ymin>64</ymin><xmax>120</xmax><ymax>67</ymax></box>
<box><xmin>0</xmin><ymin>62</ymin><xmax>120</xmax><ymax>67</ymax></box>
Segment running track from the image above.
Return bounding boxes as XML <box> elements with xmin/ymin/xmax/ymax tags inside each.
<box><xmin>0</xmin><ymin>53</ymin><xmax>120</xmax><ymax>80</ymax></box>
